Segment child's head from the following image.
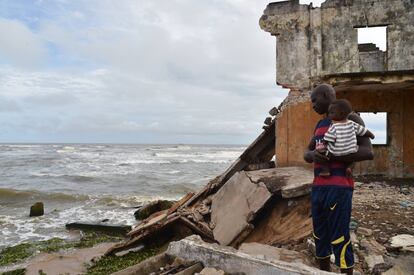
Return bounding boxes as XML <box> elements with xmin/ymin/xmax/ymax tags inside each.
<box><xmin>328</xmin><ymin>99</ymin><xmax>352</xmax><ymax>121</ymax></box>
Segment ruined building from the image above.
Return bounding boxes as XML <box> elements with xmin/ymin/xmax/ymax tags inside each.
<box><xmin>260</xmin><ymin>0</ymin><xmax>414</xmax><ymax>178</ymax></box>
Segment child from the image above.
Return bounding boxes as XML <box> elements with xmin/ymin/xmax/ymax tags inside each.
<box><xmin>317</xmin><ymin>99</ymin><xmax>375</xmax><ymax>177</ymax></box>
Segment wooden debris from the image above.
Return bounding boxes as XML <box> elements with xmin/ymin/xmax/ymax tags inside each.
<box><xmin>134</xmin><ymin>200</ymin><xmax>175</xmax><ymax>220</ymax></box>
<box><xmin>65</xmin><ymin>222</ymin><xmax>131</xmax><ymax>236</ymax></box>
<box><xmin>167</xmin><ymin>192</ymin><xmax>194</xmax><ymax>215</ymax></box>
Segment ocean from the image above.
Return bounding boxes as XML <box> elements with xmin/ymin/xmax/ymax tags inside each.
<box><xmin>0</xmin><ymin>144</ymin><xmax>245</xmax><ymax>249</ymax></box>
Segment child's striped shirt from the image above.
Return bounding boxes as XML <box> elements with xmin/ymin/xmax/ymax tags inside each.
<box><xmin>324</xmin><ymin>120</ymin><xmax>368</xmax><ymax>156</ymax></box>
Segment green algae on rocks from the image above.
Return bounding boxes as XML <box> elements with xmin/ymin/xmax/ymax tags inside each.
<box><xmin>0</xmin><ymin>232</ymin><xmax>123</xmax><ymax>267</ymax></box>
<box><xmin>86</xmin><ymin>246</ymin><xmax>160</xmax><ymax>275</ymax></box>
<box><xmin>0</xmin><ymin>268</ymin><xmax>26</xmax><ymax>275</ymax></box>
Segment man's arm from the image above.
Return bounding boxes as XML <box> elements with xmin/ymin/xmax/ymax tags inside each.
<box><xmin>330</xmin><ymin>113</ymin><xmax>374</xmax><ymax>162</ymax></box>
<box><xmin>304</xmin><ymin>139</ymin><xmax>316</xmax><ymax>163</ymax></box>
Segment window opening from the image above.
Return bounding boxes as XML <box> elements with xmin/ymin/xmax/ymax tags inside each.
<box><xmin>357</xmin><ymin>26</ymin><xmax>387</xmax><ymax>52</ymax></box>
<box><xmin>358</xmin><ymin>112</ymin><xmax>388</xmax><ymax>145</ymax></box>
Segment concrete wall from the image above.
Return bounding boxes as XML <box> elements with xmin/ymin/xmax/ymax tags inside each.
<box><xmin>260</xmin><ymin>0</ymin><xmax>414</xmax><ymax>90</ymax></box>
<box><xmin>261</xmin><ymin>0</ymin><xmax>414</xmax><ymax>177</ymax></box>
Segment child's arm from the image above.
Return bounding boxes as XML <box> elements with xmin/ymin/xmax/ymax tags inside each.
<box><xmin>353</xmin><ymin>121</ymin><xmax>375</xmax><ymax>139</ymax></box>
<box><xmin>323</xmin><ymin>125</ymin><xmax>336</xmax><ymax>143</ymax></box>
<box><xmin>363</xmin><ymin>129</ymin><xmax>375</xmax><ymax>139</ymax></box>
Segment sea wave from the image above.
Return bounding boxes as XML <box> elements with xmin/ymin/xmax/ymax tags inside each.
<box><xmin>0</xmin><ymin>188</ymin><xmax>89</xmax><ymax>203</ymax></box>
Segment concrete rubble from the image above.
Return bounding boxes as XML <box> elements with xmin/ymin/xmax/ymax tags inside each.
<box><xmin>390</xmin><ymin>234</ymin><xmax>414</xmax><ymax>252</ymax></box>
<box><xmin>166</xmin><ymin>235</ymin><xmax>333</xmax><ymax>275</ymax></box>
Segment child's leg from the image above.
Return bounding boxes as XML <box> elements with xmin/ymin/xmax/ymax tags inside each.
<box><xmin>316</xmin><ymin>148</ymin><xmax>330</xmax><ymax>177</ymax></box>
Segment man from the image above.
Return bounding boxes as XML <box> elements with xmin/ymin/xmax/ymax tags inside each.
<box><xmin>304</xmin><ymin>84</ymin><xmax>374</xmax><ymax>274</ymax></box>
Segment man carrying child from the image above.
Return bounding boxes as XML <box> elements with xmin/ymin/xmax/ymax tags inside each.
<box><xmin>304</xmin><ymin>84</ymin><xmax>374</xmax><ymax>275</ymax></box>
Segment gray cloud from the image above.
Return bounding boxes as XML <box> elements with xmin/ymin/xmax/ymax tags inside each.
<box><xmin>0</xmin><ymin>18</ymin><xmax>46</xmax><ymax>68</ymax></box>
<box><xmin>0</xmin><ymin>0</ymin><xmax>289</xmax><ymax>144</ymax></box>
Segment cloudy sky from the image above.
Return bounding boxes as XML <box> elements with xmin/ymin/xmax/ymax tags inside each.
<box><xmin>0</xmin><ymin>0</ymin><xmax>385</xmax><ymax>144</ymax></box>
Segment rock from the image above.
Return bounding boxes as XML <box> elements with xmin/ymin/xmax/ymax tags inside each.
<box><xmin>210</xmin><ymin>171</ymin><xmax>272</xmax><ymax>245</ymax></box>
<box><xmin>372</xmin><ymin>204</ymin><xmax>380</xmax><ymax>210</ymax></box>
<box><xmin>400</xmin><ymin>187</ymin><xmax>410</xmax><ymax>195</ymax></box>
<box><xmin>354</xmin><ymin>182</ymin><xmax>363</xmax><ymax>187</ymax></box>
<box><xmin>364</xmin><ymin>255</ymin><xmax>386</xmax><ymax>272</ymax></box>
<box><xmin>307</xmin><ymin>238</ymin><xmax>316</xmax><ymax>256</ymax></box>
<box><xmin>199</xmin><ymin>267</ymin><xmax>226</xmax><ymax>275</ymax></box>
<box><xmin>390</xmin><ymin>234</ymin><xmax>414</xmax><ymax>252</ymax></box>
<box><xmin>357</xmin><ymin>227</ymin><xmax>373</xmax><ymax>237</ymax></box>
<box><xmin>133</xmin><ymin>200</ymin><xmax>174</xmax><ymax>220</ymax></box>
<box><xmin>30</xmin><ymin>202</ymin><xmax>44</xmax><ymax>217</ymax></box>
<box><xmin>349</xmin><ymin>220</ymin><xmax>358</xmax><ymax>230</ymax></box>
<box><xmin>360</xmin><ymin>237</ymin><xmax>388</xmax><ymax>273</ymax></box>
<box><xmin>350</xmin><ymin>232</ymin><xmax>359</xmax><ymax>245</ymax></box>
<box><xmin>166</xmin><ymin>235</ymin><xmax>334</xmax><ymax>275</ymax></box>
<box><xmin>238</xmin><ymin>242</ymin><xmax>312</xmax><ymax>265</ymax></box>
<box><xmin>399</xmin><ymin>200</ymin><xmax>412</xmax><ymax>208</ymax></box>
<box><xmin>383</xmin><ymin>254</ymin><xmax>414</xmax><ymax>275</ymax></box>
<box><xmin>360</xmin><ymin>238</ymin><xmax>387</xmax><ymax>255</ymax></box>
<box><xmin>114</xmin><ymin>245</ymin><xmax>144</xmax><ymax>257</ymax></box>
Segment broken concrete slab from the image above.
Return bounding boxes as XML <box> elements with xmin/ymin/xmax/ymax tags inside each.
<box><xmin>245</xmin><ymin>167</ymin><xmax>313</xmax><ymax>196</ymax></box>
<box><xmin>390</xmin><ymin>234</ymin><xmax>414</xmax><ymax>252</ymax></box>
<box><xmin>244</xmin><ymin>195</ymin><xmax>312</xmax><ymax>245</ymax></box>
<box><xmin>238</xmin><ymin>242</ymin><xmax>312</xmax><ymax>266</ymax></box>
<box><xmin>210</xmin><ymin>171</ymin><xmax>272</xmax><ymax>246</ymax></box>
<box><xmin>167</xmin><ymin>235</ymin><xmax>334</xmax><ymax>275</ymax></box>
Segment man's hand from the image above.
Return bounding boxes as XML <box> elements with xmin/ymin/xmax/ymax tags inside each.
<box><xmin>314</xmin><ymin>150</ymin><xmax>330</xmax><ymax>164</ymax></box>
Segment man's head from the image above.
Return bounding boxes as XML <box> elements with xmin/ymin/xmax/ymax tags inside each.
<box><xmin>328</xmin><ymin>99</ymin><xmax>353</xmax><ymax>121</ymax></box>
<box><xmin>311</xmin><ymin>84</ymin><xmax>336</xmax><ymax>115</ymax></box>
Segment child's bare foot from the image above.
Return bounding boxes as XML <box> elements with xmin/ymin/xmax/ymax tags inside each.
<box><xmin>346</xmin><ymin>167</ymin><xmax>353</xmax><ymax>178</ymax></box>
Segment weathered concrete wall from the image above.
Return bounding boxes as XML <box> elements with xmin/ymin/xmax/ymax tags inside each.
<box><xmin>260</xmin><ymin>0</ymin><xmax>414</xmax><ymax>90</ymax></box>
<box><xmin>261</xmin><ymin>0</ymin><xmax>414</xmax><ymax>177</ymax></box>
<box><xmin>337</xmin><ymin>89</ymin><xmax>404</xmax><ymax>177</ymax></box>
<box><xmin>359</xmin><ymin>51</ymin><xmax>386</xmax><ymax>72</ymax></box>
<box><xmin>275</xmin><ymin>91</ymin><xmax>321</xmax><ymax>168</ymax></box>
